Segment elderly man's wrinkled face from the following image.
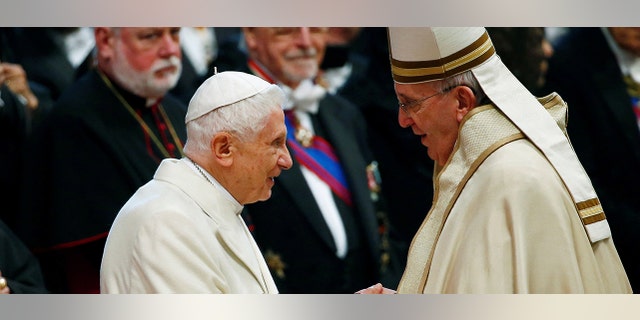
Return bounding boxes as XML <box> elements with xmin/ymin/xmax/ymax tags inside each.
<box><xmin>395</xmin><ymin>82</ymin><xmax>467</xmax><ymax>166</ymax></box>
<box><xmin>244</xmin><ymin>27</ymin><xmax>328</xmax><ymax>88</ymax></box>
<box><xmin>233</xmin><ymin>108</ymin><xmax>293</xmax><ymax>204</ymax></box>
<box><xmin>110</xmin><ymin>27</ymin><xmax>183</xmax><ymax>99</ymax></box>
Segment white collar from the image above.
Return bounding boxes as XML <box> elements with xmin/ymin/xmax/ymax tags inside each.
<box><xmin>280</xmin><ymin>79</ymin><xmax>326</xmax><ymax>114</ymax></box>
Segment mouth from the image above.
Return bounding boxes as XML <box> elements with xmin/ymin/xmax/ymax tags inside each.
<box><xmin>154</xmin><ymin>66</ymin><xmax>178</xmax><ymax>77</ymax></box>
<box><xmin>416</xmin><ymin>132</ymin><xmax>429</xmax><ymax>147</ymax></box>
<box><xmin>412</xmin><ymin>127</ymin><xmax>427</xmax><ymax>138</ymax></box>
<box><xmin>285</xmin><ymin>48</ymin><xmax>317</xmax><ymax>61</ymax></box>
<box><xmin>286</xmin><ymin>57</ymin><xmax>317</xmax><ymax>67</ymax></box>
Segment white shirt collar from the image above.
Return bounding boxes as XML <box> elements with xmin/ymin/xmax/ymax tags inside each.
<box><xmin>279</xmin><ymin>79</ymin><xmax>326</xmax><ymax>114</ymax></box>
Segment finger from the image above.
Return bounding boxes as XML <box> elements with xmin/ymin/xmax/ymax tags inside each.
<box><xmin>382</xmin><ymin>287</ymin><xmax>398</xmax><ymax>294</ymax></box>
<box><xmin>355</xmin><ymin>283</ymin><xmax>383</xmax><ymax>294</ymax></box>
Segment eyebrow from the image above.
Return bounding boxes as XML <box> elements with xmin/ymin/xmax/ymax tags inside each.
<box><xmin>397</xmin><ymin>93</ymin><xmax>413</xmax><ymax>101</ymax></box>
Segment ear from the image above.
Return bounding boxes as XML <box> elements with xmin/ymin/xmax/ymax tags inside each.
<box><xmin>243</xmin><ymin>27</ymin><xmax>258</xmax><ymax>51</ymax></box>
<box><xmin>211</xmin><ymin>132</ymin><xmax>234</xmax><ymax>167</ymax></box>
<box><xmin>454</xmin><ymin>86</ymin><xmax>477</xmax><ymax>122</ymax></box>
<box><xmin>94</xmin><ymin>27</ymin><xmax>115</xmax><ymax>62</ymax></box>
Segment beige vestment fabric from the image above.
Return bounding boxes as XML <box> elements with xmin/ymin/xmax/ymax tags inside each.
<box><xmin>398</xmin><ymin>94</ymin><xmax>632</xmax><ymax>293</ymax></box>
<box><xmin>100</xmin><ymin>158</ymin><xmax>278</xmax><ymax>293</ymax></box>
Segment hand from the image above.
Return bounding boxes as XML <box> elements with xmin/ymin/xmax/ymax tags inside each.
<box><xmin>0</xmin><ymin>62</ymin><xmax>39</xmax><ymax>111</ymax></box>
<box><xmin>355</xmin><ymin>283</ymin><xmax>397</xmax><ymax>294</ymax></box>
<box><xmin>0</xmin><ymin>270</ymin><xmax>10</xmax><ymax>294</ymax></box>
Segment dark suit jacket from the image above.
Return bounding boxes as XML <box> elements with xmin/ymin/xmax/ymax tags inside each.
<box><xmin>0</xmin><ymin>219</ymin><xmax>48</xmax><ymax>293</ymax></box>
<box><xmin>244</xmin><ymin>93</ymin><xmax>383</xmax><ymax>293</ymax></box>
<box><xmin>3</xmin><ymin>28</ymin><xmax>93</xmax><ymax>101</ymax></box>
<box><xmin>544</xmin><ymin>27</ymin><xmax>640</xmax><ymax>291</ymax></box>
<box><xmin>0</xmin><ymin>86</ymin><xmax>29</xmax><ymax>229</ymax></box>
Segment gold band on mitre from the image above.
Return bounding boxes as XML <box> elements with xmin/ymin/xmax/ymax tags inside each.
<box><xmin>389</xmin><ymin>28</ymin><xmax>496</xmax><ymax>84</ymax></box>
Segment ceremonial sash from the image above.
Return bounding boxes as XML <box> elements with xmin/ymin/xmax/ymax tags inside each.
<box><xmin>248</xmin><ymin>58</ymin><xmax>353</xmax><ymax>206</ymax></box>
<box><xmin>624</xmin><ymin>75</ymin><xmax>640</xmax><ymax>130</ymax></box>
<box><xmin>284</xmin><ymin>110</ymin><xmax>352</xmax><ymax>207</ymax></box>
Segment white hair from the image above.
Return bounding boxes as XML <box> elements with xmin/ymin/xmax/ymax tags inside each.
<box><xmin>435</xmin><ymin>70</ymin><xmax>488</xmax><ymax>106</ymax></box>
<box><xmin>183</xmin><ymin>85</ymin><xmax>285</xmax><ymax>154</ymax></box>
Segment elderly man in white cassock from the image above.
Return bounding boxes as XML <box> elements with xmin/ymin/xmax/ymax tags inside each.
<box><xmin>100</xmin><ymin>71</ymin><xmax>292</xmax><ymax>293</ymax></box>
<box><xmin>357</xmin><ymin>27</ymin><xmax>631</xmax><ymax>294</ymax></box>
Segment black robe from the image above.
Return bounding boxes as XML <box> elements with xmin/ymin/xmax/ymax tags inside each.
<box><xmin>0</xmin><ymin>219</ymin><xmax>48</xmax><ymax>293</ymax></box>
<box><xmin>17</xmin><ymin>69</ymin><xmax>187</xmax><ymax>293</ymax></box>
<box><xmin>1</xmin><ymin>85</ymin><xmax>29</xmax><ymax>229</ymax></box>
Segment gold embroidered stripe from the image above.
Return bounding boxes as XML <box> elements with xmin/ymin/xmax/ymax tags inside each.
<box><xmin>576</xmin><ymin>198</ymin><xmax>606</xmax><ymax>224</ymax></box>
<box><xmin>391</xmin><ymin>31</ymin><xmax>495</xmax><ymax>83</ymax></box>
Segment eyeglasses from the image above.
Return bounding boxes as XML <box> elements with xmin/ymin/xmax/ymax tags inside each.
<box><xmin>398</xmin><ymin>86</ymin><xmax>458</xmax><ymax>114</ymax></box>
<box><xmin>270</xmin><ymin>27</ymin><xmax>329</xmax><ymax>38</ymax></box>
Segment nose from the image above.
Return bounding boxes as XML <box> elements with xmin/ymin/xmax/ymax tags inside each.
<box><xmin>278</xmin><ymin>147</ymin><xmax>293</xmax><ymax>170</ymax></box>
<box><xmin>294</xmin><ymin>27</ymin><xmax>313</xmax><ymax>47</ymax></box>
<box><xmin>398</xmin><ymin>109</ymin><xmax>413</xmax><ymax>128</ymax></box>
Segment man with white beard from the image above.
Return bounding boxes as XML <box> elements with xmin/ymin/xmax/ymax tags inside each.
<box><xmin>17</xmin><ymin>27</ymin><xmax>187</xmax><ymax>293</ymax></box>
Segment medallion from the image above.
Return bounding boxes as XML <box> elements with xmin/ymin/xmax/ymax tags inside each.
<box><xmin>295</xmin><ymin>126</ymin><xmax>314</xmax><ymax>147</ymax></box>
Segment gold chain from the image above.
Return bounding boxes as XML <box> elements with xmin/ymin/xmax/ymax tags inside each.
<box><xmin>98</xmin><ymin>70</ymin><xmax>184</xmax><ymax>158</ymax></box>
<box><xmin>186</xmin><ymin>156</ymin><xmax>213</xmax><ymax>186</ymax></box>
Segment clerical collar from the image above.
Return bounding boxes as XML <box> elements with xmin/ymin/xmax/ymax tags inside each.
<box><xmin>146</xmin><ymin>98</ymin><xmax>161</xmax><ymax>107</ymax></box>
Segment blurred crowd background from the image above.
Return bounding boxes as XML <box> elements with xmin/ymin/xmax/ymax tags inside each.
<box><xmin>1</xmin><ymin>27</ymin><xmax>639</xmax><ymax>294</ymax></box>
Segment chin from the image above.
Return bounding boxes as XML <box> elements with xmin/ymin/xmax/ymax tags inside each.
<box><xmin>427</xmin><ymin>150</ymin><xmax>437</xmax><ymax>162</ymax></box>
<box><xmin>254</xmin><ymin>189</ymin><xmax>273</xmax><ymax>203</ymax></box>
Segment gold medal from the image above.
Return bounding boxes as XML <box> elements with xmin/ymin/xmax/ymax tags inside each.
<box><xmin>295</xmin><ymin>126</ymin><xmax>314</xmax><ymax>147</ymax></box>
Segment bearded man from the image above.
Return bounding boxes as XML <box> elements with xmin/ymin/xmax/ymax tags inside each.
<box><xmin>17</xmin><ymin>27</ymin><xmax>187</xmax><ymax>293</ymax></box>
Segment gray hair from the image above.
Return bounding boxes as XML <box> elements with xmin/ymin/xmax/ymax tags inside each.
<box><xmin>183</xmin><ymin>85</ymin><xmax>285</xmax><ymax>154</ymax></box>
<box><xmin>434</xmin><ymin>70</ymin><xmax>488</xmax><ymax>106</ymax></box>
